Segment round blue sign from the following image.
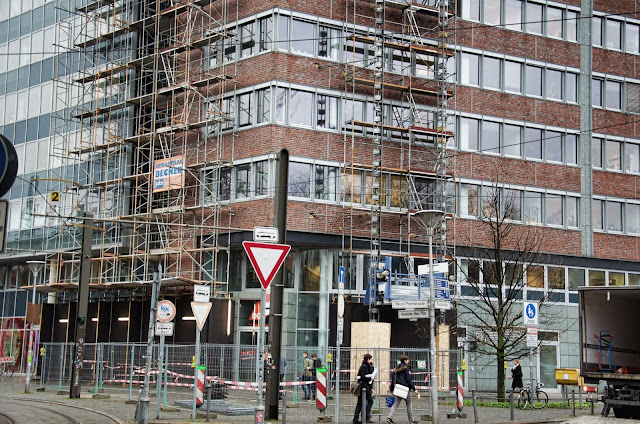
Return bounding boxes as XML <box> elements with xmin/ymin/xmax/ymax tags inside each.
<box><xmin>526</xmin><ymin>303</ymin><xmax>536</xmax><ymax>319</ymax></box>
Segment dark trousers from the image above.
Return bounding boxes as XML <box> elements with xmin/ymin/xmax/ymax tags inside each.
<box><xmin>353</xmin><ymin>388</ymin><xmax>373</xmax><ymax>421</ymax></box>
<box><xmin>302</xmin><ymin>375</ymin><xmax>312</xmax><ymax>398</ymax></box>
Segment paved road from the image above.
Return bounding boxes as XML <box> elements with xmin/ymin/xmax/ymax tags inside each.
<box><xmin>0</xmin><ymin>376</ymin><xmax>632</xmax><ymax>423</ymax></box>
<box><xmin>0</xmin><ymin>397</ymin><xmax>121</xmax><ymax>424</ymax></box>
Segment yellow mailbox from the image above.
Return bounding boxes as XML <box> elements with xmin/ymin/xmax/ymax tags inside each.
<box><xmin>555</xmin><ymin>368</ymin><xmax>580</xmax><ymax>385</ymax></box>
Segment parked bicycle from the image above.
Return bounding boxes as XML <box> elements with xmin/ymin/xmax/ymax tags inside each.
<box><xmin>0</xmin><ymin>361</ymin><xmax>15</xmax><ymax>377</ymax></box>
<box><xmin>517</xmin><ymin>381</ymin><xmax>548</xmax><ymax>409</ymax></box>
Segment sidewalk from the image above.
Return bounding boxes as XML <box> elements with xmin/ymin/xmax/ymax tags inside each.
<box><xmin>0</xmin><ymin>377</ymin><xmax>606</xmax><ymax>424</ymax></box>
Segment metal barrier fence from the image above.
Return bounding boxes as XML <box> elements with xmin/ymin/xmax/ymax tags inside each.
<box><xmin>38</xmin><ymin>342</ymin><xmax>463</xmax><ymax>420</ymax></box>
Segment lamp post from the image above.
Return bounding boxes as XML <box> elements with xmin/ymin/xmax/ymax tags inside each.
<box><xmin>25</xmin><ymin>260</ymin><xmax>45</xmax><ymax>393</ymax></box>
<box><xmin>413</xmin><ymin>210</ymin><xmax>444</xmax><ymax>424</ymax></box>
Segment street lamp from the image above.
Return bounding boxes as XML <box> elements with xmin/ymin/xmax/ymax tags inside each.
<box><xmin>25</xmin><ymin>260</ymin><xmax>45</xmax><ymax>393</ymax></box>
<box><xmin>412</xmin><ymin>210</ymin><xmax>444</xmax><ymax>424</ymax></box>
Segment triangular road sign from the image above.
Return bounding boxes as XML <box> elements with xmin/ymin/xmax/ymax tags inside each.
<box><xmin>190</xmin><ymin>301</ymin><xmax>212</xmax><ymax>332</ymax></box>
<box><xmin>242</xmin><ymin>241</ymin><xmax>291</xmax><ymax>290</ymax></box>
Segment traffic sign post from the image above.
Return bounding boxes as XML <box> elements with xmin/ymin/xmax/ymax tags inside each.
<box><xmin>155</xmin><ymin>299</ymin><xmax>175</xmax><ymax>419</ymax></box>
<box><xmin>335</xmin><ymin>265</ymin><xmax>345</xmax><ymax>421</ymax></box>
<box><xmin>191</xmin><ymin>299</ymin><xmax>212</xmax><ymax>420</ymax></box>
<box><xmin>523</xmin><ymin>301</ymin><xmax>540</xmax><ymax>394</ymax></box>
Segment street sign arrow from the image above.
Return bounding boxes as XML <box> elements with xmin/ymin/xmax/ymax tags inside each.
<box><xmin>242</xmin><ymin>241</ymin><xmax>291</xmax><ymax>290</ymax></box>
<box><xmin>191</xmin><ymin>302</ymin><xmax>212</xmax><ymax>332</ymax></box>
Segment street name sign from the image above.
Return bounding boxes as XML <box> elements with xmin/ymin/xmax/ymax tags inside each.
<box><xmin>398</xmin><ymin>309</ymin><xmax>429</xmax><ymax>319</ymax></box>
<box><xmin>392</xmin><ymin>300</ymin><xmax>430</xmax><ymax>309</ymax></box>
<box><xmin>155</xmin><ymin>321</ymin><xmax>174</xmax><ymax>336</ymax></box>
<box><xmin>253</xmin><ymin>226</ymin><xmax>279</xmax><ymax>243</ymax></box>
<box><xmin>193</xmin><ymin>284</ymin><xmax>211</xmax><ymax>303</ymax></box>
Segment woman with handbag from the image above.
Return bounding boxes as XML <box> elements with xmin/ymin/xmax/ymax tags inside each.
<box><xmin>386</xmin><ymin>355</ymin><xmax>419</xmax><ymax>424</ymax></box>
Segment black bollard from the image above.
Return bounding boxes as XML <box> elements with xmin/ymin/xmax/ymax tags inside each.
<box><xmin>572</xmin><ymin>389</ymin><xmax>576</xmax><ymax>416</ymax></box>
<box><xmin>206</xmin><ymin>384</ymin><xmax>212</xmax><ymax>422</ymax></box>
<box><xmin>361</xmin><ymin>386</ymin><xmax>367</xmax><ymax>424</ymax></box>
<box><xmin>472</xmin><ymin>389</ymin><xmax>478</xmax><ymax>424</ymax></box>
<box><xmin>510</xmin><ymin>389</ymin><xmax>514</xmax><ymax>421</ymax></box>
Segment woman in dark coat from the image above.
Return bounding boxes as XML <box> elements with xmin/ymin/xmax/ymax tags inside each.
<box><xmin>510</xmin><ymin>359</ymin><xmax>523</xmax><ymax>390</ymax></box>
<box><xmin>353</xmin><ymin>353</ymin><xmax>375</xmax><ymax>424</ymax></box>
<box><xmin>386</xmin><ymin>355</ymin><xmax>419</xmax><ymax>424</ymax></box>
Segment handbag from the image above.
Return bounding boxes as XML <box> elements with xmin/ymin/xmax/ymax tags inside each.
<box><xmin>393</xmin><ymin>383</ymin><xmax>409</xmax><ymax>399</ymax></box>
<box><xmin>350</xmin><ymin>381</ymin><xmax>362</xmax><ymax>396</ymax></box>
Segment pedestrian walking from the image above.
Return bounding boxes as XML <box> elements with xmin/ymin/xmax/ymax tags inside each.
<box><xmin>302</xmin><ymin>351</ymin><xmax>313</xmax><ymax>400</ymax></box>
<box><xmin>509</xmin><ymin>359</ymin><xmax>523</xmax><ymax>391</ymax></box>
<box><xmin>353</xmin><ymin>353</ymin><xmax>376</xmax><ymax>424</ymax></box>
<box><xmin>386</xmin><ymin>355</ymin><xmax>419</xmax><ymax>424</ymax></box>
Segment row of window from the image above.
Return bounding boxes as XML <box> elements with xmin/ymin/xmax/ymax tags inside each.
<box><xmin>459</xmin><ymin>51</ymin><xmax>632</xmax><ymax>111</ymax></box>
<box><xmin>458</xmin><ymin>260</ymin><xmax>640</xmax><ymax>298</ymax></box>
<box><xmin>460</xmin><ymin>115</ymin><xmax>640</xmax><ymax>173</ymax></box>
<box><xmin>0</xmin><ymin>1</ymin><xmax>57</xmax><ymax>45</ymax></box>
<box><xmin>461</xmin><ymin>0</ymin><xmax>640</xmax><ymax>54</ymax></box>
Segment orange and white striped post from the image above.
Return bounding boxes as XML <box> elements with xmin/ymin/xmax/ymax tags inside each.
<box><xmin>196</xmin><ymin>366</ymin><xmax>205</xmax><ymax>407</ymax></box>
<box><xmin>456</xmin><ymin>371</ymin><xmax>464</xmax><ymax>411</ymax></box>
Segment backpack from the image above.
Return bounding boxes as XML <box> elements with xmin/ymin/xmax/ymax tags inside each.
<box><xmin>350</xmin><ymin>381</ymin><xmax>361</xmax><ymax>396</ymax></box>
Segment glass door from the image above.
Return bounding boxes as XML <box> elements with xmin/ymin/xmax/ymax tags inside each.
<box><xmin>539</xmin><ymin>344</ymin><xmax>558</xmax><ymax>391</ymax></box>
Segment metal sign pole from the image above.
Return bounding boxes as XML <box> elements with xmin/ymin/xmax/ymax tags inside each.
<box><xmin>156</xmin><ymin>335</ymin><xmax>165</xmax><ymax>419</ymax></box>
<box><xmin>255</xmin><ymin>287</ymin><xmax>266</xmax><ymax>423</ymax></box>
<box><xmin>335</xmin><ymin>265</ymin><xmax>345</xmax><ymax>422</ymax></box>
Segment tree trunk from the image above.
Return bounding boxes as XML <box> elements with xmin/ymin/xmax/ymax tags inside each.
<box><xmin>497</xmin><ymin>351</ymin><xmax>506</xmax><ymax>401</ymax></box>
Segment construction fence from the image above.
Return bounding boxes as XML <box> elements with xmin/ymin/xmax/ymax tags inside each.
<box><xmin>36</xmin><ymin>343</ymin><xmax>464</xmax><ymax>419</ymax></box>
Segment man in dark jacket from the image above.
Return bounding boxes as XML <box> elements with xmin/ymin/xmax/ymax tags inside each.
<box><xmin>353</xmin><ymin>353</ymin><xmax>375</xmax><ymax>424</ymax></box>
<box><xmin>387</xmin><ymin>355</ymin><xmax>419</xmax><ymax>423</ymax></box>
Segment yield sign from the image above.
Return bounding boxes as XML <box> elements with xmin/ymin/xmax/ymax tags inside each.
<box><xmin>191</xmin><ymin>301</ymin><xmax>212</xmax><ymax>332</ymax></box>
<box><xmin>242</xmin><ymin>241</ymin><xmax>291</xmax><ymax>290</ymax></box>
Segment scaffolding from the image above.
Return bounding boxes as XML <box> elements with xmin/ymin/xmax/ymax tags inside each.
<box><xmin>47</xmin><ymin>0</ymin><xmax>236</xmax><ymax>299</ymax></box>
<box><xmin>342</xmin><ymin>0</ymin><xmax>456</xmax><ymax>315</ymax></box>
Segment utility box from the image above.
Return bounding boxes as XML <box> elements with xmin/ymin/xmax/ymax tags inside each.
<box><xmin>555</xmin><ymin>368</ymin><xmax>580</xmax><ymax>385</ymax></box>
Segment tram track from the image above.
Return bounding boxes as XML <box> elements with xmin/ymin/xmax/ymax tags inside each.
<box><xmin>0</xmin><ymin>397</ymin><xmax>122</xmax><ymax>424</ymax></box>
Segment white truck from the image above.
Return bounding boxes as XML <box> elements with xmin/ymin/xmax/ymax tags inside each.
<box><xmin>579</xmin><ymin>286</ymin><xmax>640</xmax><ymax>418</ymax></box>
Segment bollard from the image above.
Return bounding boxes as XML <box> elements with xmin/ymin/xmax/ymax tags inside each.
<box><xmin>57</xmin><ymin>347</ymin><xmax>64</xmax><ymax>394</ymax></box>
<box><xmin>206</xmin><ymin>384</ymin><xmax>212</xmax><ymax>422</ymax></box>
<box><xmin>94</xmin><ymin>344</ymin><xmax>100</xmax><ymax>395</ymax></box>
<box><xmin>282</xmin><ymin>390</ymin><xmax>287</xmax><ymax>424</ymax></box>
<box><xmin>361</xmin><ymin>386</ymin><xmax>367</xmax><ymax>424</ymax></box>
<box><xmin>129</xmin><ymin>345</ymin><xmax>135</xmax><ymax>401</ymax></box>
<box><xmin>590</xmin><ymin>399</ymin><xmax>594</xmax><ymax>415</ymax></box>
<box><xmin>471</xmin><ymin>389</ymin><xmax>478</xmax><ymax>423</ymax></box>
<box><xmin>572</xmin><ymin>389</ymin><xmax>576</xmax><ymax>416</ymax></box>
<box><xmin>509</xmin><ymin>389</ymin><xmax>514</xmax><ymax>421</ymax></box>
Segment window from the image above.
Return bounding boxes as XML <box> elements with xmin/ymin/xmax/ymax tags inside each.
<box><xmin>606</xmin><ymin>19</ymin><xmax>622</xmax><ymax>49</ymax></box>
<box><xmin>460</xmin><ymin>117</ymin><xmax>479</xmax><ymax>151</ymax></box>
<box><xmin>462</xmin><ymin>0</ymin><xmax>480</xmax><ymax>21</ymax></box>
<box><xmin>606</xmin><ymin>139</ymin><xmax>621</xmax><ymax>170</ymax></box>
<box><xmin>566</xmin><ymin>72</ymin><xmax>577</xmax><ymax>102</ymax></box>
<box><xmin>318</xmin><ymin>26</ymin><xmax>340</xmax><ymax>60</ymax></box>
<box><xmin>291</xmin><ymin>19</ymin><xmax>314</xmax><ymax>55</ymax></box>
<box><xmin>566</xmin><ymin>10</ymin><xmax>578</xmax><ymax>42</ymax></box>
<box><xmin>566</xmin><ymin>134</ymin><xmax>578</xmax><ymax>164</ymax></box>
<box><xmin>605</xmin><ymin>80</ymin><xmax>621</xmax><ymax>110</ymax></box>
<box><xmin>545</xmin><ymin>130</ymin><xmax>562</xmax><ymax>162</ymax></box>
<box><xmin>275</xmin><ymin>87</ymin><xmax>287</xmax><ymax>122</ymax></box>
<box><xmin>289</xmin><ymin>89</ymin><xmax>313</xmax><ymax>126</ymax></box>
<box><xmin>606</xmin><ymin>201</ymin><xmax>622</xmax><ymax>231</ymax></box>
<box><xmin>220</xmin><ymin>168</ymin><xmax>231</xmax><ymax>201</ymax></box>
<box><xmin>482</xmin><ymin>121</ymin><xmax>500</xmax><ymax>154</ymax></box>
<box><xmin>627</xmin><ymin>23</ymin><xmax>640</xmax><ymax>53</ymax></box>
<box><xmin>504</xmin><ymin>61</ymin><xmax>522</xmax><ymax>92</ymax></box>
<box><xmin>365</xmin><ymin>173</ymin><xmax>387</xmax><ymax>206</ymax></box>
<box><xmin>546</xmin><ymin>193</ymin><xmax>563</xmax><ymax>225</ymax></box>
<box><xmin>389</xmin><ymin>175</ymin><xmax>408</xmax><ymax>208</ymax></box>
<box><xmin>460</xmin><ymin>183</ymin><xmax>479</xmax><ymax>216</ymax></box>
<box><xmin>592</xmin><ymin>137</ymin><xmax>603</xmax><ymax>168</ymax></box>
<box><xmin>460</xmin><ymin>53</ymin><xmax>480</xmax><ymax>85</ymax></box>
<box><xmin>314</xmin><ymin>165</ymin><xmax>337</xmax><ymax>201</ymax></box>
<box><xmin>592</xmin><ymin>78</ymin><xmax>603</xmax><ymax>106</ymax></box>
<box><xmin>256</xmin><ymin>88</ymin><xmax>271</xmax><ymax>124</ymax></box>
<box><xmin>254</xmin><ymin>160</ymin><xmax>268</xmax><ymax>196</ymax></box>
<box><xmin>289</xmin><ymin>162</ymin><xmax>311</xmax><ymax>198</ymax></box>
<box><xmin>526</xmin><ymin>3</ymin><xmax>543</xmax><ymax>34</ymax></box>
<box><xmin>547</xmin><ymin>7</ymin><xmax>563</xmax><ymax>38</ymax></box>
<box><xmin>628</xmin><ymin>203</ymin><xmax>640</xmax><ymax>233</ymax></box>
<box><xmin>593</xmin><ymin>199</ymin><xmax>603</xmax><ymax>230</ymax></box>
<box><xmin>609</xmin><ymin>271</ymin><xmax>625</xmax><ymax>286</ymax></box>
<box><xmin>525</xmin><ymin>191</ymin><xmax>542</xmax><ymax>223</ymax></box>
<box><xmin>631</xmin><ymin>274</ymin><xmax>640</xmax><ymax>286</ymax></box>
<box><xmin>316</xmin><ymin>95</ymin><xmax>338</xmax><ymax>129</ymax></box>
<box><xmin>593</xmin><ymin>17</ymin><xmax>603</xmax><ymax>47</ymax></box>
<box><xmin>525</xmin><ymin>65</ymin><xmax>542</xmax><ymax>96</ymax></box>
<box><xmin>527</xmin><ymin>266</ymin><xmax>544</xmax><ymax>288</ymax></box>
<box><xmin>484</xmin><ymin>0</ymin><xmax>501</xmax><ymax>25</ymax></box>
<box><xmin>235</xmin><ymin>164</ymin><xmax>250</xmax><ymax>199</ymax></box>
<box><xmin>627</xmin><ymin>143</ymin><xmax>640</xmax><ymax>173</ymax></box>
<box><xmin>238</xmin><ymin>92</ymin><xmax>252</xmax><ymax>127</ymax></box>
<box><xmin>504</xmin><ymin>189</ymin><xmax>521</xmax><ymax>220</ymax></box>
<box><xmin>548</xmin><ymin>267</ymin><xmax>565</xmax><ymax>289</ymax></box>
<box><xmin>483</xmin><ymin>56</ymin><xmax>501</xmax><ymax>89</ymax></box>
<box><xmin>343</xmin><ymin>99</ymin><xmax>364</xmax><ymax>133</ymax></box>
<box><xmin>504</xmin><ymin>0</ymin><xmax>522</xmax><ymax>30</ymax></box>
<box><xmin>525</xmin><ymin>127</ymin><xmax>542</xmax><ymax>159</ymax></box>
<box><xmin>259</xmin><ymin>16</ymin><xmax>273</xmax><ymax>52</ymax></box>
<box><xmin>546</xmin><ymin>69</ymin><xmax>562</xmax><ymax>100</ymax></box>
<box><xmin>240</xmin><ymin>22</ymin><xmax>255</xmax><ymax>58</ymax></box>
<box><xmin>504</xmin><ymin>124</ymin><xmax>521</xmax><ymax>157</ymax></box>
<box><xmin>568</xmin><ymin>268</ymin><xmax>585</xmax><ymax>290</ymax></box>
<box><xmin>567</xmin><ymin>197</ymin><xmax>578</xmax><ymax>227</ymax></box>
<box><xmin>341</xmin><ymin>170</ymin><xmax>363</xmax><ymax>203</ymax></box>
<box><xmin>589</xmin><ymin>270</ymin><xmax>605</xmax><ymax>287</ymax></box>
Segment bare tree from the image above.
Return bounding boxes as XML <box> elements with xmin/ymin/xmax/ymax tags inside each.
<box><xmin>454</xmin><ymin>177</ymin><xmax>562</xmax><ymax>400</ymax></box>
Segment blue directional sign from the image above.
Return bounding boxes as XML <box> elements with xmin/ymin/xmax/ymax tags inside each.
<box><xmin>434</xmin><ymin>279</ymin><xmax>450</xmax><ymax>301</ymax></box>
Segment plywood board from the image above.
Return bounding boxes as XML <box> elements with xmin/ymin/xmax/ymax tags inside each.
<box><xmin>350</xmin><ymin>322</ymin><xmax>391</xmax><ymax>389</ymax></box>
<box><xmin>436</xmin><ymin>324</ymin><xmax>450</xmax><ymax>390</ymax></box>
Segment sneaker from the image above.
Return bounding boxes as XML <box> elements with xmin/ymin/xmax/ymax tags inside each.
<box><xmin>386</xmin><ymin>419</ymin><xmax>394</xmax><ymax>424</ymax></box>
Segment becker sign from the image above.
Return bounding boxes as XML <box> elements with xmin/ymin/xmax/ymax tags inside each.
<box><xmin>153</xmin><ymin>155</ymin><xmax>184</xmax><ymax>192</ymax></box>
